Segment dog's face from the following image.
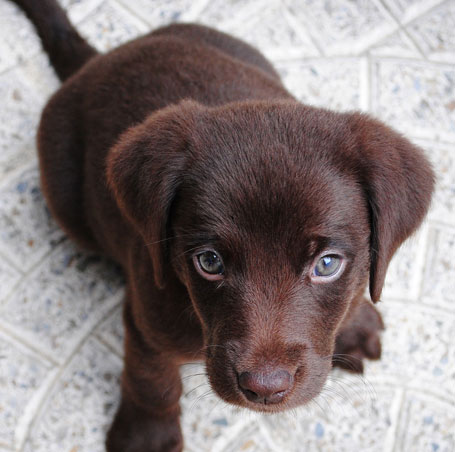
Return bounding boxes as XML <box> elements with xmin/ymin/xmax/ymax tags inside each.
<box><xmin>168</xmin><ymin>107</ymin><xmax>371</xmax><ymax>411</ymax></box>
<box><xmin>107</xmin><ymin>100</ymin><xmax>434</xmax><ymax>411</ymax></box>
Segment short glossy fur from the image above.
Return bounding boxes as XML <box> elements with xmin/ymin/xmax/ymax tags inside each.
<box><xmin>10</xmin><ymin>1</ymin><xmax>434</xmax><ymax>451</ymax></box>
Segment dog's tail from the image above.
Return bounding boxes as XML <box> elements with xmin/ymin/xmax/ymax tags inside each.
<box><xmin>11</xmin><ymin>0</ymin><xmax>98</xmax><ymax>81</ymax></box>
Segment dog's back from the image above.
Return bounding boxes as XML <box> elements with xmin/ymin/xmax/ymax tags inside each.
<box><xmin>11</xmin><ymin>0</ymin><xmax>292</xmax><ymax>259</ymax></box>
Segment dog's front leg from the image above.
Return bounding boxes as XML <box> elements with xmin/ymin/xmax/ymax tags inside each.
<box><xmin>106</xmin><ymin>303</ymin><xmax>183</xmax><ymax>452</ymax></box>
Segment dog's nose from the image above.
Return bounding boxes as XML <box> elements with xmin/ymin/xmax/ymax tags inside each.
<box><xmin>238</xmin><ymin>370</ymin><xmax>293</xmax><ymax>404</ymax></box>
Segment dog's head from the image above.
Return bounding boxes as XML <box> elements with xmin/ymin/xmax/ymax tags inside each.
<box><xmin>107</xmin><ymin>100</ymin><xmax>434</xmax><ymax>411</ymax></box>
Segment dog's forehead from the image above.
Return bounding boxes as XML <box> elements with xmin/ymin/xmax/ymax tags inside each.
<box><xmin>174</xmin><ymin>103</ymin><xmax>369</xmax><ymax>256</ymax></box>
<box><xmin>182</xmin><ymin>134</ymin><xmax>365</xmax><ymax>252</ymax></box>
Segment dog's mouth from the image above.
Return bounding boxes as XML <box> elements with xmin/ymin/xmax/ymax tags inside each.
<box><xmin>204</xmin><ymin>349</ymin><xmax>331</xmax><ymax>412</ymax></box>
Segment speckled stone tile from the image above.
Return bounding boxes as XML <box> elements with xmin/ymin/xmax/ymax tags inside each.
<box><xmin>417</xmin><ymin>140</ymin><xmax>455</xmax><ymax>224</ymax></box>
<box><xmin>284</xmin><ymin>0</ymin><xmax>396</xmax><ymax>55</ymax></box>
<box><xmin>276</xmin><ymin>58</ymin><xmax>364</xmax><ymax>110</ymax></box>
<box><xmin>60</xmin><ymin>0</ymin><xmax>106</xmax><ymax>24</ymax></box>
<box><xmin>0</xmin><ymin>1</ymin><xmax>41</xmax><ymax>73</ymax></box>
<box><xmin>0</xmin><ymin>330</ymin><xmax>52</xmax><ymax>449</ymax></box>
<box><xmin>116</xmin><ymin>0</ymin><xmax>210</xmax><ymax>27</ymax></box>
<box><xmin>383</xmin><ymin>225</ymin><xmax>429</xmax><ymax>301</ymax></box>
<box><xmin>78</xmin><ymin>0</ymin><xmax>149</xmax><ymax>52</ymax></box>
<box><xmin>259</xmin><ymin>383</ymin><xmax>400</xmax><ymax>452</ymax></box>
<box><xmin>197</xmin><ymin>0</ymin><xmax>257</xmax><ymax>30</ymax></box>
<box><xmin>406</xmin><ymin>0</ymin><xmax>455</xmax><ymax>63</ymax></box>
<box><xmin>218</xmin><ymin>423</ymin><xmax>278</xmax><ymax>452</ymax></box>
<box><xmin>0</xmin><ymin>240</ymin><xmax>123</xmax><ymax>361</ymax></box>
<box><xmin>382</xmin><ymin>0</ymin><xmax>444</xmax><ymax>23</ymax></box>
<box><xmin>0</xmin><ymin>0</ymin><xmax>454</xmax><ymax>451</ymax></box>
<box><xmin>15</xmin><ymin>53</ymin><xmax>60</xmax><ymax>101</ymax></box>
<box><xmin>180</xmin><ymin>363</ymin><xmax>247</xmax><ymax>452</ymax></box>
<box><xmin>200</xmin><ymin>0</ymin><xmax>319</xmax><ymax>61</ymax></box>
<box><xmin>421</xmin><ymin>225</ymin><xmax>455</xmax><ymax>310</ymax></box>
<box><xmin>22</xmin><ymin>337</ymin><xmax>122</xmax><ymax>452</ymax></box>
<box><xmin>369</xmin><ymin>301</ymin><xmax>455</xmax><ymax>396</ymax></box>
<box><xmin>0</xmin><ymin>256</ymin><xmax>21</xmax><ymax>302</ymax></box>
<box><xmin>95</xmin><ymin>302</ymin><xmax>124</xmax><ymax>357</ymax></box>
<box><xmin>0</xmin><ymin>166</ymin><xmax>65</xmax><ymax>271</ymax></box>
<box><xmin>371</xmin><ymin>59</ymin><xmax>455</xmax><ymax>141</ymax></box>
<box><xmin>367</xmin><ymin>29</ymin><xmax>422</xmax><ymax>58</ymax></box>
<box><xmin>0</xmin><ymin>69</ymin><xmax>44</xmax><ymax>180</ymax></box>
<box><xmin>395</xmin><ymin>392</ymin><xmax>455</xmax><ymax>452</ymax></box>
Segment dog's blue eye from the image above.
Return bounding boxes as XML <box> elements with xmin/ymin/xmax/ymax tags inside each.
<box><xmin>314</xmin><ymin>255</ymin><xmax>341</xmax><ymax>277</ymax></box>
<box><xmin>197</xmin><ymin>251</ymin><xmax>224</xmax><ymax>275</ymax></box>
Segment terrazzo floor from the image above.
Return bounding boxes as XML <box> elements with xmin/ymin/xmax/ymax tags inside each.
<box><xmin>0</xmin><ymin>0</ymin><xmax>454</xmax><ymax>451</ymax></box>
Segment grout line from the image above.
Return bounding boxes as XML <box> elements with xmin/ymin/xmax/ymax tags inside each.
<box><xmin>377</xmin><ymin>0</ymin><xmax>427</xmax><ymax>59</ymax></box>
<box><xmin>94</xmin><ymin>333</ymin><xmax>124</xmax><ymax>359</ymax></box>
<box><xmin>62</xmin><ymin>0</ymin><xmax>106</xmax><ymax>25</ymax></box>
<box><xmin>367</xmin><ymin>54</ymin><xmax>375</xmax><ymax>112</ymax></box>
<box><xmin>272</xmin><ymin>54</ymin><xmax>455</xmax><ymax>68</ymax></box>
<box><xmin>0</xmin><ymin>247</ymin><xmax>24</xmax><ymax>276</ymax></box>
<box><xmin>0</xmin><ymin>321</ymin><xmax>58</xmax><ymax>366</ymax></box>
<box><xmin>381</xmin><ymin>297</ymin><xmax>455</xmax><ymax>316</ymax></box>
<box><xmin>280</xmin><ymin>0</ymin><xmax>326</xmax><ymax>57</ymax></box>
<box><xmin>416</xmin><ymin>224</ymin><xmax>433</xmax><ymax>301</ymax></box>
<box><xmin>114</xmin><ymin>0</ymin><xmax>158</xmax><ymax>28</ymax></box>
<box><xmin>359</xmin><ymin>56</ymin><xmax>370</xmax><ymax>112</ymax></box>
<box><xmin>281</xmin><ymin>3</ymin><xmax>322</xmax><ymax>57</ymax></box>
<box><xmin>15</xmin><ymin>292</ymin><xmax>124</xmax><ymax>451</ymax></box>
<box><xmin>14</xmin><ymin>366</ymin><xmax>60</xmax><ymax>452</ymax></box>
<box><xmin>398</xmin><ymin>27</ymin><xmax>426</xmax><ymax>59</ymax></box>
<box><xmin>0</xmin><ymin>235</ymin><xmax>68</xmax><ymax>311</ymax></box>
<box><xmin>0</xmin><ymin>326</ymin><xmax>55</xmax><ymax>368</ymax></box>
<box><xmin>385</xmin><ymin>388</ymin><xmax>405</xmax><ymax>452</ymax></box>
<box><xmin>400</xmin><ymin>0</ymin><xmax>446</xmax><ymax>26</ymax></box>
<box><xmin>378</xmin><ymin>0</ymin><xmax>448</xmax><ymax>60</ymax></box>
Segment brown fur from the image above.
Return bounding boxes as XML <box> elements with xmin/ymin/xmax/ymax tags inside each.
<box><xmin>10</xmin><ymin>1</ymin><xmax>434</xmax><ymax>451</ymax></box>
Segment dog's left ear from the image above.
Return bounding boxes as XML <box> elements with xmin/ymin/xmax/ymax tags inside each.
<box><xmin>106</xmin><ymin>100</ymin><xmax>204</xmax><ymax>288</ymax></box>
<box><xmin>347</xmin><ymin>113</ymin><xmax>435</xmax><ymax>302</ymax></box>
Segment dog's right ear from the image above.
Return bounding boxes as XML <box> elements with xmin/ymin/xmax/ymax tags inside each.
<box><xmin>106</xmin><ymin>100</ymin><xmax>203</xmax><ymax>288</ymax></box>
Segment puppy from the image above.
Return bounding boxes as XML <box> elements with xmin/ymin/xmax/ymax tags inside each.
<box><xmin>11</xmin><ymin>1</ymin><xmax>434</xmax><ymax>451</ymax></box>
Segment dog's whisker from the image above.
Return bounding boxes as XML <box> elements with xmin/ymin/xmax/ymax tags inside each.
<box><xmin>326</xmin><ymin>374</ymin><xmax>376</xmax><ymax>407</ymax></box>
<box><xmin>189</xmin><ymin>389</ymin><xmax>215</xmax><ymax>414</ymax></box>
<box><xmin>144</xmin><ymin>233</ymin><xmax>197</xmax><ymax>247</ymax></box>
<box><xmin>180</xmin><ymin>372</ymin><xmax>208</xmax><ymax>383</ymax></box>
<box><xmin>329</xmin><ymin>361</ymin><xmax>378</xmax><ymax>402</ymax></box>
<box><xmin>170</xmin><ymin>245</ymin><xmax>204</xmax><ymax>263</ymax></box>
<box><xmin>184</xmin><ymin>382</ymin><xmax>211</xmax><ymax>399</ymax></box>
<box><xmin>324</xmin><ymin>376</ymin><xmax>354</xmax><ymax>401</ymax></box>
<box><xmin>331</xmin><ymin>353</ymin><xmax>365</xmax><ymax>363</ymax></box>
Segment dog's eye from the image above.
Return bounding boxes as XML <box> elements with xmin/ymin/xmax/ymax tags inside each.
<box><xmin>313</xmin><ymin>255</ymin><xmax>342</xmax><ymax>278</ymax></box>
<box><xmin>194</xmin><ymin>250</ymin><xmax>224</xmax><ymax>279</ymax></box>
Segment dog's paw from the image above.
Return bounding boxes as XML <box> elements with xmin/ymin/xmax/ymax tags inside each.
<box><xmin>106</xmin><ymin>400</ymin><xmax>183</xmax><ymax>452</ymax></box>
<box><xmin>332</xmin><ymin>299</ymin><xmax>384</xmax><ymax>373</ymax></box>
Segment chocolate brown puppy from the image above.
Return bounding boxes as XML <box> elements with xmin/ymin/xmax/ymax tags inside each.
<box><xmin>10</xmin><ymin>1</ymin><xmax>434</xmax><ymax>451</ymax></box>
